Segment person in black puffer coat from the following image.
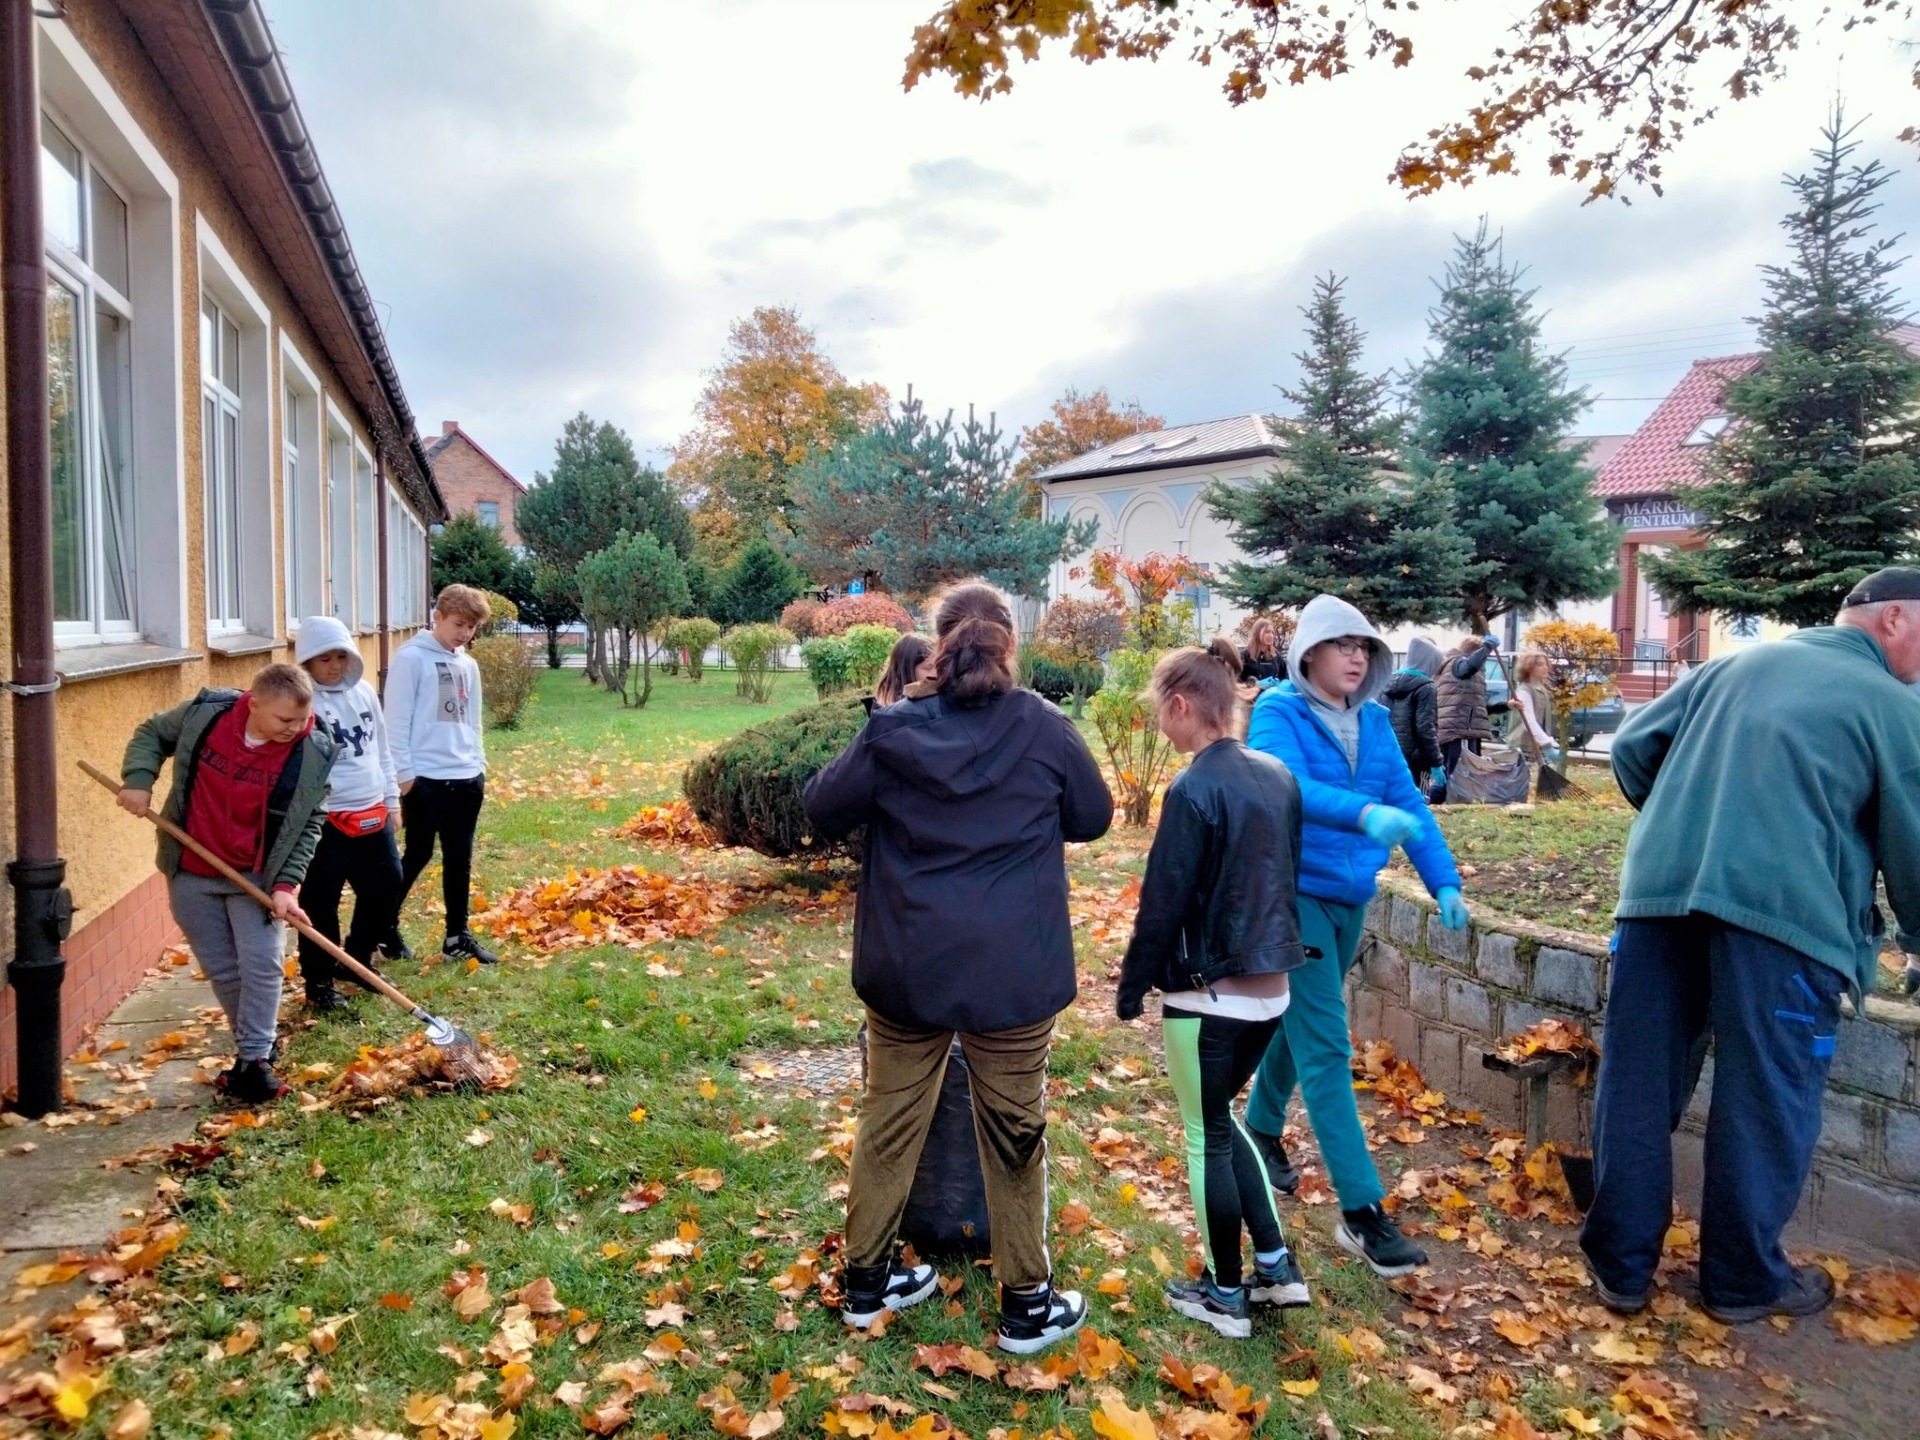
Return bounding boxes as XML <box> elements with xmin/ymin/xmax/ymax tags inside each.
<box><xmin>805</xmin><ymin>580</ymin><xmax>1113</xmax><ymax>1357</ymax></box>
<box><xmin>1383</xmin><ymin>635</ymin><xmax>1444</xmax><ymax>784</ymax></box>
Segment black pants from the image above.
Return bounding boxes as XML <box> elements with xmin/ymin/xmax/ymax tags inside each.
<box><xmin>398</xmin><ymin>775</ymin><xmax>485</xmax><ymax>938</ymax></box>
<box><xmin>298</xmin><ymin>823</ymin><xmax>403</xmax><ymax>991</ymax></box>
<box><xmin>1440</xmin><ymin>737</ymin><xmax>1483</xmax><ymax>775</ymax></box>
<box><xmin>1162</xmin><ymin>1005</ymin><xmax>1290</xmax><ymax>1288</ymax></box>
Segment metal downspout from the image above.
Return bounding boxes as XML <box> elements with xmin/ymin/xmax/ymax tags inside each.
<box><xmin>3</xmin><ymin>0</ymin><xmax>75</xmax><ymax>1117</ymax></box>
<box><xmin>376</xmin><ymin>450</ymin><xmax>389</xmax><ymax>693</ymax></box>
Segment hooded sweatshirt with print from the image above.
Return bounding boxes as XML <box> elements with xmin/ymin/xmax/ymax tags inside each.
<box><xmin>384</xmin><ymin>628</ymin><xmax>486</xmax><ymax>785</ymax></box>
<box><xmin>1246</xmin><ymin>594</ymin><xmax>1461</xmax><ymax>907</ymax></box>
<box><xmin>296</xmin><ymin>616</ymin><xmax>399</xmax><ymax>814</ymax></box>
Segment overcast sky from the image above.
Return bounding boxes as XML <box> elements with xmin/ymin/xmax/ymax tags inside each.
<box><xmin>262</xmin><ymin>0</ymin><xmax>1920</xmax><ymax>484</ymax></box>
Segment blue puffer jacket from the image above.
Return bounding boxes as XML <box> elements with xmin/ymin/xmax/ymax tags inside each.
<box><xmin>1248</xmin><ymin>681</ymin><xmax>1461</xmax><ymax>907</ymax></box>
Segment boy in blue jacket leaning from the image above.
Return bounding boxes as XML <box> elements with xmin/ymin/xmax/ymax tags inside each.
<box><xmin>1242</xmin><ymin>594</ymin><xmax>1471</xmax><ymax>1277</ymax></box>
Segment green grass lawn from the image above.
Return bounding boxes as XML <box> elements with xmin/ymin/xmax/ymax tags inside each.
<box><xmin>26</xmin><ymin>671</ymin><xmax>1637</xmax><ymax>1440</ymax></box>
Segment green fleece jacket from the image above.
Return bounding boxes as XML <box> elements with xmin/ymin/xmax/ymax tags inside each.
<box><xmin>1614</xmin><ymin>625</ymin><xmax>1920</xmax><ymax>997</ymax></box>
<box><xmin>121</xmin><ymin>688</ymin><xmax>337</xmax><ymax>892</ymax></box>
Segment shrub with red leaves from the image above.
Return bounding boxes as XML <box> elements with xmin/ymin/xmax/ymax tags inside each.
<box><xmin>813</xmin><ymin>594</ymin><xmax>913</xmax><ymax>636</ymax></box>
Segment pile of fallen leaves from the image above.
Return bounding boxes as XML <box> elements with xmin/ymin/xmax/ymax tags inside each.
<box><xmin>1832</xmin><ymin>1260</ymin><xmax>1920</xmax><ymax>1345</ymax></box>
<box><xmin>325</xmin><ymin>1035</ymin><xmax>520</xmax><ymax>1106</ymax></box>
<box><xmin>1492</xmin><ymin>1017</ymin><xmax>1601</xmax><ymax>1069</ymax></box>
<box><xmin>474</xmin><ymin>866</ymin><xmax>746</xmax><ymax>951</ymax></box>
<box><xmin>613</xmin><ymin>800</ymin><xmax>718</xmax><ymax>850</ymax></box>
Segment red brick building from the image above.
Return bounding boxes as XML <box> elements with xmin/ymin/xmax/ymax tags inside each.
<box><xmin>421</xmin><ymin>421</ymin><xmax>527</xmax><ymax>546</ymax></box>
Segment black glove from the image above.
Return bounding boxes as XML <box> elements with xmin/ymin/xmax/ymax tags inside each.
<box><xmin>1115</xmin><ymin>991</ymin><xmax>1144</xmax><ymax>1022</ymax></box>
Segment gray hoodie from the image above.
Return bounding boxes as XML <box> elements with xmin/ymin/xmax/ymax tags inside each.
<box><xmin>1287</xmin><ymin>594</ymin><xmax>1395</xmax><ymax>772</ymax></box>
<box><xmin>1404</xmin><ymin>635</ymin><xmax>1444</xmax><ymax>678</ymax></box>
<box><xmin>295</xmin><ymin>615</ymin><xmax>399</xmax><ymax>814</ymax></box>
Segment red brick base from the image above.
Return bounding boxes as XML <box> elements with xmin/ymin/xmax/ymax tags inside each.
<box><xmin>0</xmin><ymin>872</ymin><xmax>180</xmax><ymax>1098</ymax></box>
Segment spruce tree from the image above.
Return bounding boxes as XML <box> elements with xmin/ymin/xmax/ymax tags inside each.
<box><xmin>1211</xmin><ymin>274</ymin><xmax>1469</xmax><ymax>624</ymax></box>
<box><xmin>1406</xmin><ymin>223</ymin><xmax>1617</xmax><ymax>629</ymax></box>
<box><xmin>1645</xmin><ymin>114</ymin><xmax>1920</xmax><ymax>628</ymax></box>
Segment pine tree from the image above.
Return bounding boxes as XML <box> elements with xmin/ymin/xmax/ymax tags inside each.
<box><xmin>1645</xmin><ymin>114</ymin><xmax>1920</xmax><ymax>628</ymax></box>
<box><xmin>1211</xmin><ymin>274</ymin><xmax>1469</xmax><ymax>625</ymax></box>
<box><xmin>789</xmin><ymin>392</ymin><xmax>1099</xmax><ymax>600</ymax></box>
<box><xmin>1405</xmin><ymin>222</ymin><xmax>1617</xmax><ymax>629</ymax></box>
<box><xmin>715</xmin><ymin>538</ymin><xmax>807</xmax><ymax>626</ymax></box>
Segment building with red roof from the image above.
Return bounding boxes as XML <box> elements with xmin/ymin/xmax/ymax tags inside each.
<box><xmin>422</xmin><ymin>421</ymin><xmax>529</xmax><ymax>547</ymax></box>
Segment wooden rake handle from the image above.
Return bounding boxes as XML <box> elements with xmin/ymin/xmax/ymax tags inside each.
<box><xmin>78</xmin><ymin>758</ymin><xmax>432</xmax><ymax>1018</ymax></box>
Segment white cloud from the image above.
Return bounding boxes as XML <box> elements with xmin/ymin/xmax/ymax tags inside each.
<box><xmin>264</xmin><ymin>0</ymin><xmax>1920</xmax><ymax>479</ymax></box>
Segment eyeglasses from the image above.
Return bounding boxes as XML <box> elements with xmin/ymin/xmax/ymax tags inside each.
<box><xmin>1326</xmin><ymin>638</ymin><xmax>1370</xmax><ymax>656</ymax></box>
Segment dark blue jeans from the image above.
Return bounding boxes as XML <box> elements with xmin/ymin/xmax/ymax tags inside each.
<box><xmin>1580</xmin><ymin>916</ymin><xmax>1845</xmax><ymax>1309</ymax></box>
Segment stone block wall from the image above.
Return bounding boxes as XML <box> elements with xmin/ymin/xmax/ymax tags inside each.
<box><xmin>1351</xmin><ymin>877</ymin><xmax>1920</xmax><ymax>1264</ymax></box>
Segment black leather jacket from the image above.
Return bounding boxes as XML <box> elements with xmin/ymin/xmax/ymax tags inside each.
<box><xmin>1116</xmin><ymin>739</ymin><xmax>1305</xmax><ymax>1020</ymax></box>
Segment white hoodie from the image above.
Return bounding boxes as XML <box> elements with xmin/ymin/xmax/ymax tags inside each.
<box><xmin>384</xmin><ymin>627</ymin><xmax>486</xmax><ymax>784</ymax></box>
<box><xmin>295</xmin><ymin>616</ymin><xmax>400</xmax><ymax>814</ymax></box>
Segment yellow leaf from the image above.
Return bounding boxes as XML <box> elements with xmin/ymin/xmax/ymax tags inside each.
<box><xmin>478</xmin><ymin>1414</ymin><xmax>517</xmax><ymax>1440</ymax></box>
<box><xmin>699</xmin><ymin>1078</ymin><xmax>720</xmax><ymax>1100</ymax></box>
<box><xmin>1589</xmin><ymin>1330</ymin><xmax>1662</xmax><ymax>1365</ymax></box>
<box><xmin>629</xmin><ymin>1105</ymin><xmax>649</xmax><ymax>1123</ymax></box>
<box><xmin>1280</xmin><ymin>1378</ymin><xmax>1320</xmax><ymax>1396</ymax></box>
<box><xmin>1089</xmin><ymin>1388</ymin><xmax>1157</xmax><ymax>1440</ymax></box>
<box><xmin>1834</xmin><ymin>1309</ymin><xmax>1919</xmax><ymax>1345</ymax></box>
<box><xmin>53</xmin><ymin>1373</ymin><xmax>104</xmax><ymax>1423</ymax></box>
<box><xmin>1560</xmin><ymin>1408</ymin><xmax>1603</xmax><ymax>1435</ymax></box>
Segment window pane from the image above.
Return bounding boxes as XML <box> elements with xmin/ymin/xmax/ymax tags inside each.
<box><xmin>88</xmin><ymin>168</ymin><xmax>129</xmax><ymax>296</ymax></box>
<box><xmin>200</xmin><ymin>298</ymin><xmax>217</xmax><ymax>383</ymax></box>
<box><xmin>94</xmin><ymin>305</ymin><xmax>134</xmax><ymax>623</ymax></box>
<box><xmin>477</xmin><ymin>501</ymin><xmax>498</xmax><ymax>527</ymax></box>
<box><xmin>220</xmin><ymin>316</ymin><xmax>240</xmax><ymax>391</ymax></box>
<box><xmin>222</xmin><ymin>408</ymin><xmax>241</xmax><ymax>620</ymax></box>
<box><xmin>41</xmin><ymin>120</ymin><xmax>82</xmax><ymax>255</ymax></box>
<box><xmin>202</xmin><ymin>393</ymin><xmax>221</xmax><ymax>618</ymax></box>
<box><xmin>48</xmin><ymin>279</ymin><xmax>86</xmax><ymax>622</ymax></box>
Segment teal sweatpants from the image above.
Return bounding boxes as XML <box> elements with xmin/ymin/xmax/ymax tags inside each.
<box><xmin>1243</xmin><ymin>895</ymin><xmax>1385</xmax><ymax>1210</ymax></box>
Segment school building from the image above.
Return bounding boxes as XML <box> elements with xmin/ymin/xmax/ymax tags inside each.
<box><xmin>0</xmin><ymin>0</ymin><xmax>448</xmax><ymax>1104</ymax></box>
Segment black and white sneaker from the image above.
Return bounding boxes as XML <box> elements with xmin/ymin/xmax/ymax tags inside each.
<box><xmin>995</xmin><ymin>1282</ymin><xmax>1087</xmax><ymax>1355</ymax></box>
<box><xmin>840</xmin><ymin>1259</ymin><xmax>939</xmax><ymax>1329</ymax></box>
<box><xmin>1335</xmin><ymin>1204</ymin><xmax>1427</xmax><ymax>1277</ymax></box>
<box><xmin>1248</xmin><ymin>1127</ymin><xmax>1299</xmax><ymax>1194</ymax></box>
<box><xmin>443</xmin><ymin>932</ymin><xmax>499</xmax><ymax>965</ymax></box>
<box><xmin>1165</xmin><ymin>1272</ymin><xmax>1251</xmax><ymax>1339</ymax></box>
<box><xmin>1250</xmin><ymin>1250</ymin><xmax>1312</xmax><ymax>1308</ymax></box>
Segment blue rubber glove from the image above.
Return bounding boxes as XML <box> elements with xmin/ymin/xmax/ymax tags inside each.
<box><xmin>1436</xmin><ymin>886</ymin><xmax>1470</xmax><ymax>931</ymax></box>
<box><xmin>1544</xmin><ymin>745</ymin><xmax>1564</xmax><ymax>767</ymax></box>
<box><xmin>1482</xmin><ymin>635</ymin><xmax>1500</xmax><ymax>649</ymax></box>
<box><xmin>1359</xmin><ymin>805</ymin><xmax>1419</xmax><ymax>848</ymax></box>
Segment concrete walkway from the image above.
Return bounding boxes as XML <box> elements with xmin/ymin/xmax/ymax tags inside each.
<box><xmin>0</xmin><ymin>961</ymin><xmax>227</xmax><ymax>1355</ymax></box>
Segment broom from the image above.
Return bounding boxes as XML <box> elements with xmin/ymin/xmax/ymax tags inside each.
<box><xmin>79</xmin><ymin>759</ymin><xmax>502</xmax><ymax>1089</ymax></box>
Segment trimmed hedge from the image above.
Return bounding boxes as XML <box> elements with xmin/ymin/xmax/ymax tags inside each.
<box><xmin>1027</xmin><ymin>655</ymin><xmax>1104</xmax><ymax>706</ymax></box>
<box><xmin>682</xmin><ymin>698</ymin><xmax>867</xmax><ymax>858</ymax></box>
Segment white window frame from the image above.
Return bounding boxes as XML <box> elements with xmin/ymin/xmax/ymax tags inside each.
<box><xmin>324</xmin><ymin>401</ymin><xmax>354</xmax><ymax>627</ymax></box>
<box><xmin>40</xmin><ymin>22</ymin><xmax>185</xmax><ymax>653</ymax></box>
<box><xmin>354</xmin><ymin>442</ymin><xmax>377</xmax><ymax>631</ymax></box>
<box><xmin>475</xmin><ymin>500</ymin><xmax>499</xmax><ymax>529</ymax></box>
<box><xmin>196</xmin><ymin>218</ymin><xmax>272</xmax><ymax>642</ymax></box>
<box><xmin>280</xmin><ymin>337</ymin><xmax>324</xmax><ymax>628</ymax></box>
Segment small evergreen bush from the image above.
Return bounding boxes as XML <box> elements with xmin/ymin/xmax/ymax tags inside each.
<box><xmin>800</xmin><ymin>635</ymin><xmax>854</xmax><ymax>698</ymax></box>
<box><xmin>664</xmin><ymin>616</ymin><xmax>723</xmax><ymax>680</ymax></box>
<box><xmin>683</xmin><ymin>697</ymin><xmax>867</xmax><ymax>858</ymax></box>
<box><xmin>1027</xmin><ymin>655</ymin><xmax>1105</xmax><ymax>706</ymax></box>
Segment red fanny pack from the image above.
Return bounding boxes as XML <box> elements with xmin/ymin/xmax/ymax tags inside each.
<box><xmin>328</xmin><ymin>804</ymin><xmax>388</xmax><ymax>836</ymax></box>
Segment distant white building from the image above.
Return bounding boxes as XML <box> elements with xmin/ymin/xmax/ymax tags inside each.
<box><xmin>1037</xmin><ymin>416</ymin><xmax>1621</xmax><ymax>651</ymax></box>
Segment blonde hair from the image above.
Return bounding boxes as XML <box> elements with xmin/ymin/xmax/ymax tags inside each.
<box><xmin>434</xmin><ymin>583</ymin><xmax>492</xmax><ymax>625</ymax></box>
<box><xmin>1150</xmin><ymin>645</ymin><xmax>1243</xmax><ymax>731</ymax></box>
<box><xmin>1515</xmin><ymin>651</ymin><xmax>1551</xmax><ymax>684</ymax></box>
<box><xmin>251</xmin><ymin>662</ymin><xmax>314</xmax><ymax>705</ymax></box>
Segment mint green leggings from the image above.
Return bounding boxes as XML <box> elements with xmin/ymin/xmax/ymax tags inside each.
<box><xmin>1243</xmin><ymin>895</ymin><xmax>1386</xmax><ymax>1210</ymax></box>
<box><xmin>1162</xmin><ymin>1007</ymin><xmax>1289</xmax><ymax>1288</ymax></box>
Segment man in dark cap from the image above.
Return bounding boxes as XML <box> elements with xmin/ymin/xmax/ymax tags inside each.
<box><xmin>1582</xmin><ymin>567</ymin><xmax>1920</xmax><ymax>1324</ymax></box>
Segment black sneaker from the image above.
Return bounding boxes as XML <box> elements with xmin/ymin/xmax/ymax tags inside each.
<box><xmin>996</xmin><ymin>1282</ymin><xmax>1087</xmax><ymax>1355</ymax></box>
<box><xmin>1165</xmin><ymin>1271</ymin><xmax>1251</xmax><ymax>1339</ymax></box>
<box><xmin>381</xmin><ymin>931</ymin><xmax>414</xmax><ymax>962</ymax></box>
<box><xmin>443</xmin><ymin>932</ymin><xmax>499</xmax><ymax>965</ymax></box>
<box><xmin>1250</xmin><ymin>1250</ymin><xmax>1311</xmax><ymax>1308</ymax></box>
<box><xmin>215</xmin><ymin>1059</ymin><xmax>290</xmax><ymax>1104</ymax></box>
<box><xmin>1702</xmin><ymin>1263</ymin><xmax>1835</xmax><ymax>1325</ymax></box>
<box><xmin>305</xmin><ymin>983</ymin><xmax>349</xmax><ymax>1013</ymax></box>
<box><xmin>840</xmin><ymin>1259</ymin><xmax>939</xmax><ymax>1329</ymax></box>
<box><xmin>1335</xmin><ymin>1204</ymin><xmax>1427</xmax><ymax>1277</ymax></box>
<box><xmin>1582</xmin><ymin>1252</ymin><xmax>1650</xmax><ymax>1315</ymax></box>
<box><xmin>1248</xmin><ymin>1127</ymin><xmax>1299</xmax><ymax>1194</ymax></box>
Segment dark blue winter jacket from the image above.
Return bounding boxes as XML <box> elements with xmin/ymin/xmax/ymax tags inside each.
<box><xmin>1247</xmin><ymin>681</ymin><xmax>1462</xmax><ymax>908</ymax></box>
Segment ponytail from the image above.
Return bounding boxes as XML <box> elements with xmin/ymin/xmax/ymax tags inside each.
<box><xmin>929</xmin><ymin>580</ymin><xmax>1017</xmax><ymax>706</ymax></box>
<box><xmin>1150</xmin><ymin>643</ymin><xmax>1247</xmax><ymax>731</ymax></box>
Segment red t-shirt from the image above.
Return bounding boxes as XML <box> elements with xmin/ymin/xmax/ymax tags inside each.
<box><xmin>180</xmin><ymin>703</ymin><xmax>305</xmax><ymax>881</ymax></box>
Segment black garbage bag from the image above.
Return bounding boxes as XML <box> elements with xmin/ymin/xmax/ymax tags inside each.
<box><xmin>1446</xmin><ymin>748</ymin><xmax>1532</xmax><ymax>805</ymax></box>
<box><xmin>857</xmin><ymin>1028</ymin><xmax>991</xmax><ymax>1256</ymax></box>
